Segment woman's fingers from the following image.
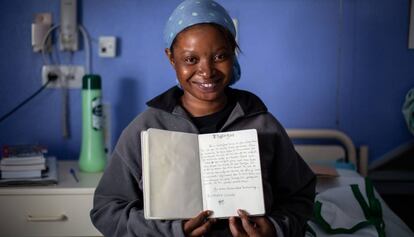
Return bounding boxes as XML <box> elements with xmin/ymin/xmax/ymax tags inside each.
<box><xmin>237</xmin><ymin>209</ymin><xmax>256</xmax><ymax>235</ymax></box>
<box><xmin>183</xmin><ymin>210</ymin><xmax>215</xmax><ymax>237</ymax></box>
<box><xmin>185</xmin><ymin>210</ymin><xmax>211</xmax><ymax>230</ymax></box>
<box><xmin>190</xmin><ymin>218</ymin><xmax>216</xmax><ymax>236</ymax></box>
<box><xmin>235</xmin><ymin>210</ymin><xmax>277</xmax><ymax>237</ymax></box>
<box><xmin>229</xmin><ymin>216</ymin><xmax>247</xmax><ymax>237</ymax></box>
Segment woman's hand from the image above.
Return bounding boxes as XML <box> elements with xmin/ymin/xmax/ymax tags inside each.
<box><xmin>183</xmin><ymin>210</ymin><xmax>216</xmax><ymax>237</ymax></box>
<box><xmin>229</xmin><ymin>209</ymin><xmax>276</xmax><ymax>237</ymax></box>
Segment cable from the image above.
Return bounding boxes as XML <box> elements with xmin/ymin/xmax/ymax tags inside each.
<box><xmin>0</xmin><ymin>77</ymin><xmax>56</xmax><ymax>123</ymax></box>
<box><xmin>79</xmin><ymin>25</ymin><xmax>92</xmax><ymax>74</ymax></box>
<box><xmin>41</xmin><ymin>24</ymin><xmax>91</xmax><ymax>73</ymax></box>
<box><xmin>41</xmin><ymin>24</ymin><xmax>61</xmax><ymax>66</ymax></box>
<box><xmin>61</xmin><ymin>53</ymin><xmax>74</xmax><ymax>139</ymax></box>
<box><xmin>61</xmin><ymin>75</ymin><xmax>70</xmax><ymax>139</ymax></box>
<box><xmin>39</xmin><ymin>24</ymin><xmax>92</xmax><ymax>139</ymax></box>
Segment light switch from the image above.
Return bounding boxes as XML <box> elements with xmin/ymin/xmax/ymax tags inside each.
<box><xmin>99</xmin><ymin>36</ymin><xmax>117</xmax><ymax>58</ymax></box>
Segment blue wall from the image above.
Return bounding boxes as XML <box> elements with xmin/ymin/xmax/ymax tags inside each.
<box><xmin>0</xmin><ymin>0</ymin><xmax>413</xmax><ymax>162</ymax></box>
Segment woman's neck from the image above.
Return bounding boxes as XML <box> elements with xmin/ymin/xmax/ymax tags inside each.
<box><xmin>181</xmin><ymin>94</ymin><xmax>227</xmax><ymax>117</ymax></box>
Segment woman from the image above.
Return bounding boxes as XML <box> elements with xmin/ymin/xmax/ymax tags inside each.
<box><xmin>91</xmin><ymin>1</ymin><xmax>316</xmax><ymax>236</ymax></box>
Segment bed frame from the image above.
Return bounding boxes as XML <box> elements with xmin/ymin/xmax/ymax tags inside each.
<box><xmin>286</xmin><ymin>129</ymin><xmax>368</xmax><ymax>176</ymax></box>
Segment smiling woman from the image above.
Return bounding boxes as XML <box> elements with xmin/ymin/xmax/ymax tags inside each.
<box><xmin>90</xmin><ymin>1</ymin><xmax>316</xmax><ymax>237</ymax></box>
<box><xmin>165</xmin><ymin>24</ymin><xmax>235</xmax><ymax>117</ymax></box>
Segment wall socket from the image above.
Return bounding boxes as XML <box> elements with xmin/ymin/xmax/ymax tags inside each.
<box><xmin>42</xmin><ymin>65</ymin><xmax>85</xmax><ymax>88</ymax></box>
<box><xmin>99</xmin><ymin>36</ymin><xmax>117</xmax><ymax>57</ymax></box>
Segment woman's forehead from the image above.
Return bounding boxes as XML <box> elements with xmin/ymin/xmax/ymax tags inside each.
<box><xmin>174</xmin><ymin>24</ymin><xmax>231</xmax><ymax>50</ymax></box>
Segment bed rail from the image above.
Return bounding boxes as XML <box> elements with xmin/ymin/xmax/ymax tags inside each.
<box><xmin>286</xmin><ymin>129</ymin><xmax>357</xmax><ymax>168</ymax></box>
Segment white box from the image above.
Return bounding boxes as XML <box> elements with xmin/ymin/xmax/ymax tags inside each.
<box><xmin>41</xmin><ymin>65</ymin><xmax>85</xmax><ymax>88</ymax></box>
<box><xmin>99</xmin><ymin>36</ymin><xmax>117</xmax><ymax>58</ymax></box>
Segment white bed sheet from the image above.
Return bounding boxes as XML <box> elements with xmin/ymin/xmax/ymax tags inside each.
<box><xmin>311</xmin><ymin>168</ymin><xmax>414</xmax><ymax>237</ymax></box>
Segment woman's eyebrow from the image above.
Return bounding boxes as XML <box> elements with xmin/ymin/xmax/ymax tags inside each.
<box><xmin>214</xmin><ymin>46</ymin><xmax>231</xmax><ymax>52</ymax></box>
<box><xmin>176</xmin><ymin>48</ymin><xmax>196</xmax><ymax>55</ymax></box>
<box><xmin>180</xmin><ymin>45</ymin><xmax>229</xmax><ymax>53</ymax></box>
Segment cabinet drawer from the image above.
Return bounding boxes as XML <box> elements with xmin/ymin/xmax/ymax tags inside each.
<box><xmin>0</xmin><ymin>194</ymin><xmax>102</xmax><ymax>236</ymax></box>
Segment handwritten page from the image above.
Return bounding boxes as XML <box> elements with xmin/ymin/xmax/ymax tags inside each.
<box><xmin>198</xmin><ymin>129</ymin><xmax>265</xmax><ymax>217</ymax></box>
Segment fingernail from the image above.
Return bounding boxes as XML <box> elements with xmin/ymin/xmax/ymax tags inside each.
<box><xmin>238</xmin><ymin>209</ymin><xmax>249</xmax><ymax>216</ymax></box>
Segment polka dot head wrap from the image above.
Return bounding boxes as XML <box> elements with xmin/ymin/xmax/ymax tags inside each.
<box><xmin>163</xmin><ymin>0</ymin><xmax>241</xmax><ymax>85</ymax></box>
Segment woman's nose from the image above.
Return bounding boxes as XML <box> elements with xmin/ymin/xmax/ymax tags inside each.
<box><xmin>197</xmin><ymin>59</ymin><xmax>215</xmax><ymax>78</ymax></box>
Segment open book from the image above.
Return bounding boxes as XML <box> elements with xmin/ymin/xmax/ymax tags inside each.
<box><xmin>141</xmin><ymin>128</ymin><xmax>265</xmax><ymax>220</ymax></box>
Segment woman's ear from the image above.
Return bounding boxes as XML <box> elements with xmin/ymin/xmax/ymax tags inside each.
<box><xmin>165</xmin><ymin>48</ymin><xmax>175</xmax><ymax>67</ymax></box>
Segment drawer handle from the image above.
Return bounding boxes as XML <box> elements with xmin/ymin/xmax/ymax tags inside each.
<box><xmin>27</xmin><ymin>214</ymin><xmax>68</xmax><ymax>222</ymax></box>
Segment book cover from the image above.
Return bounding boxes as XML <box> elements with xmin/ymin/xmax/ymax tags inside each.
<box><xmin>0</xmin><ymin>163</ymin><xmax>46</xmax><ymax>171</ymax></box>
<box><xmin>0</xmin><ymin>157</ymin><xmax>58</xmax><ymax>186</ymax></box>
<box><xmin>141</xmin><ymin>128</ymin><xmax>265</xmax><ymax>220</ymax></box>
<box><xmin>0</xmin><ymin>157</ymin><xmax>46</xmax><ymax>165</ymax></box>
<box><xmin>0</xmin><ymin>169</ymin><xmax>42</xmax><ymax>179</ymax></box>
<box><xmin>2</xmin><ymin>144</ymin><xmax>47</xmax><ymax>158</ymax></box>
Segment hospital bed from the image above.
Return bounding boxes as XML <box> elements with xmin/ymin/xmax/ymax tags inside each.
<box><xmin>286</xmin><ymin>129</ymin><xmax>413</xmax><ymax>237</ymax></box>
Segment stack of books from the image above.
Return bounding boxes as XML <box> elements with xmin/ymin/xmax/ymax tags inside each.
<box><xmin>0</xmin><ymin>145</ymin><xmax>47</xmax><ymax>179</ymax></box>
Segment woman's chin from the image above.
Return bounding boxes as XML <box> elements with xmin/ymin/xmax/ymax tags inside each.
<box><xmin>198</xmin><ymin>91</ymin><xmax>227</xmax><ymax>103</ymax></box>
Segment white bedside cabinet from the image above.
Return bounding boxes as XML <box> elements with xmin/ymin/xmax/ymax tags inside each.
<box><xmin>0</xmin><ymin>161</ymin><xmax>103</xmax><ymax>237</ymax></box>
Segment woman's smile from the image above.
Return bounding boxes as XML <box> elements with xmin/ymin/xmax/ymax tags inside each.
<box><xmin>192</xmin><ymin>78</ymin><xmax>221</xmax><ymax>91</ymax></box>
<box><xmin>165</xmin><ymin>23</ymin><xmax>235</xmax><ymax>116</ymax></box>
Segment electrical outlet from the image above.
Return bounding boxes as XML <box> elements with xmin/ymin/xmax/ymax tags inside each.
<box><xmin>99</xmin><ymin>36</ymin><xmax>117</xmax><ymax>57</ymax></box>
<box><xmin>42</xmin><ymin>65</ymin><xmax>85</xmax><ymax>88</ymax></box>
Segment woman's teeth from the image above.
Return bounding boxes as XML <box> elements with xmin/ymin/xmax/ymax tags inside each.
<box><xmin>200</xmin><ymin>83</ymin><xmax>214</xmax><ymax>88</ymax></box>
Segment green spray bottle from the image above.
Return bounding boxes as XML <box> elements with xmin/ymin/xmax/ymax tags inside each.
<box><xmin>79</xmin><ymin>74</ymin><xmax>106</xmax><ymax>172</ymax></box>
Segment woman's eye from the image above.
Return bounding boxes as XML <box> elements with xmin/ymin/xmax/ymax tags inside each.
<box><xmin>184</xmin><ymin>57</ymin><xmax>197</xmax><ymax>64</ymax></box>
<box><xmin>214</xmin><ymin>53</ymin><xmax>228</xmax><ymax>62</ymax></box>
